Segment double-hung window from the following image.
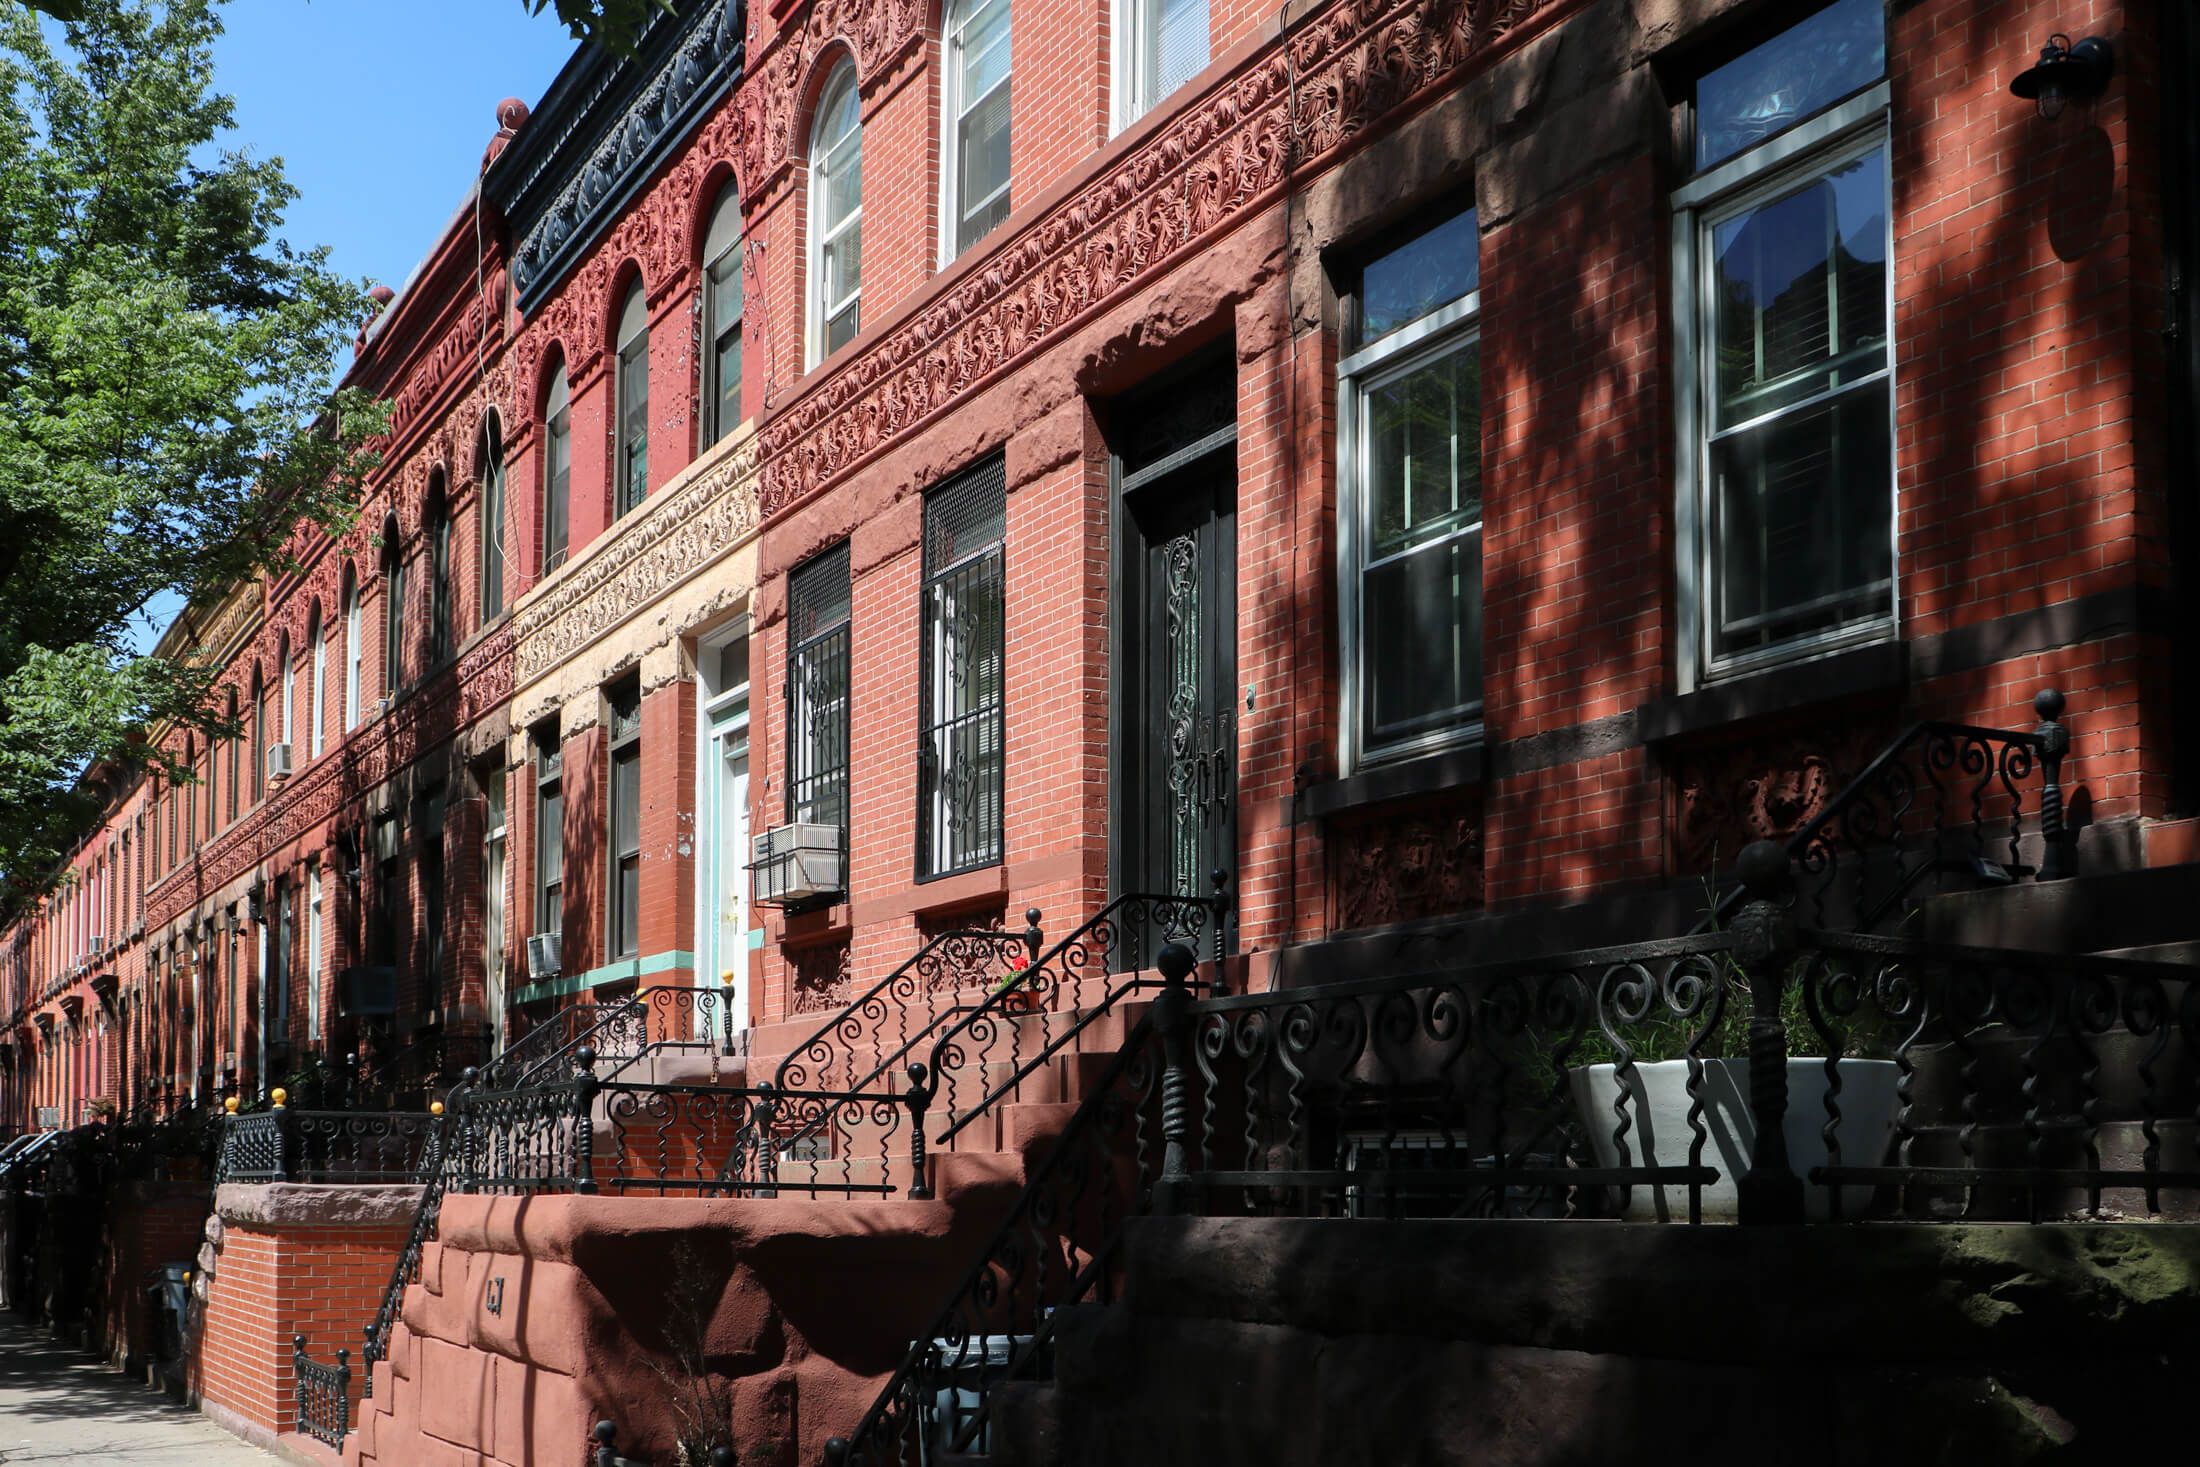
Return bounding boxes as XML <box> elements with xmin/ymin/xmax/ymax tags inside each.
<box><xmin>1672</xmin><ymin>0</ymin><xmax>1891</xmax><ymax>688</ymax></box>
<box><xmin>808</xmin><ymin>64</ymin><xmax>863</xmax><ymax>365</ymax></box>
<box><xmin>543</xmin><ymin>367</ymin><xmax>572</xmax><ymax>572</ymax></box>
<box><xmin>384</xmin><ymin>530</ymin><xmax>407</xmax><ymax>695</ymax></box>
<box><xmin>785</xmin><ymin>545</ymin><xmax>851</xmax><ymax>832</ymax></box>
<box><xmin>429</xmin><ymin>501</ymin><xmax>453</xmax><ymax>663</ymax></box>
<box><xmin>702</xmin><ymin>189</ymin><xmax>744</xmax><ymax>445</ymax></box>
<box><xmin>943</xmin><ymin>0</ymin><xmax>1011</xmax><ymax>260</ymax></box>
<box><xmin>1115</xmin><ymin>0</ymin><xmax>1207</xmax><ymax>133</ymax></box>
<box><xmin>615</xmin><ymin>283</ymin><xmax>649</xmax><ymax>518</ymax></box>
<box><xmin>479</xmin><ymin>417</ymin><xmax>507</xmax><ymax>620</ymax></box>
<box><xmin>606</xmin><ymin>679</ymin><xmax>642</xmax><ymax>960</ymax></box>
<box><xmin>918</xmin><ymin>458</ymin><xmax>1006</xmax><ymax>877</ymax></box>
<box><xmin>533</xmin><ymin>722</ymin><xmax>564</xmax><ymax>940</ymax></box>
<box><xmin>1339</xmin><ymin>205</ymin><xmax>1483</xmax><ymax>770</ymax></box>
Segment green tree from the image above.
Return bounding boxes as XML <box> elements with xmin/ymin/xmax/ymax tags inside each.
<box><xmin>524</xmin><ymin>0</ymin><xmax>673</xmax><ymax>56</ymax></box>
<box><xmin>0</xmin><ymin>0</ymin><xmax>381</xmax><ymax>913</ymax></box>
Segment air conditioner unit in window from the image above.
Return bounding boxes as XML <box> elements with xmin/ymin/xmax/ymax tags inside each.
<box><xmin>86</xmin><ymin>933</ymin><xmax>103</xmax><ymax>954</ymax></box>
<box><xmin>265</xmin><ymin>743</ymin><xmax>293</xmax><ymax>781</ymax></box>
<box><xmin>750</xmin><ymin>823</ymin><xmax>845</xmax><ymax>907</ymax></box>
<box><xmin>526</xmin><ymin>932</ymin><xmax>562</xmax><ymax>981</ymax></box>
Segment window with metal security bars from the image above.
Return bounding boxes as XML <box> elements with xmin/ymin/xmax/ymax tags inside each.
<box><xmin>785</xmin><ymin>545</ymin><xmax>852</xmax><ymax>832</ymax></box>
<box><xmin>1672</xmin><ymin>0</ymin><xmax>1892</xmax><ymax>689</ymax></box>
<box><xmin>607</xmin><ymin>679</ymin><xmax>642</xmax><ymax>960</ymax></box>
<box><xmin>918</xmin><ymin>458</ymin><xmax>1006</xmax><ymax>878</ymax></box>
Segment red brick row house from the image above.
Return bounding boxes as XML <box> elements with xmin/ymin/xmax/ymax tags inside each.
<box><xmin>2</xmin><ymin>0</ymin><xmax>2193</xmax><ymax>1156</ymax></box>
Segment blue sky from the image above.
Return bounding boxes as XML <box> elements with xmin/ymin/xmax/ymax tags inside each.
<box><xmin>130</xmin><ymin>0</ymin><xmax>583</xmax><ymax>653</ymax></box>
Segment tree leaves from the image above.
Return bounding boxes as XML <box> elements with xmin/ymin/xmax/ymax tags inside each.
<box><xmin>0</xmin><ymin>0</ymin><xmax>381</xmax><ymax>911</ymax></box>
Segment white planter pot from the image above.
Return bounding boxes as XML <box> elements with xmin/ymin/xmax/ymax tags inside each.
<box><xmin>1567</xmin><ymin>1058</ymin><xmax>1902</xmax><ymax>1222</ymax></box>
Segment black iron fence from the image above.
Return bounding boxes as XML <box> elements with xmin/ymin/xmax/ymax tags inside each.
<box><xmin>293</xmin><ymin>1335</ymin><xmax>351</xmax><ymax>1446</ymax></box>
<box><xmin>214</xmin><ymin>1107</ymin><xmax>440</xmax><ymax>1185</ymax></box>
<box><xmin>826</xmin><ymin>842</ymin><xmax>2200</xmax><ymax>1465</ymax></box>
<box><xmin>480</xmin><ymin>999</ymin><xmax>634</xmax><ymax>1089</ymax></box>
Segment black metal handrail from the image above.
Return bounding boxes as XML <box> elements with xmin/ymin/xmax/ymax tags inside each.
<box><xmin>293</xmin><ymin>1335</ymin><xmax>351</xmax><ymax>1446</ymax></box>
<box><xmin>361</xmin><ymin>1092</ymin><xmax>462</xmax><ymax>1399</ymax></box>
<box><xmin>480</xmin><ymin>999</ymin><xmax>633</xmax><ymax>1089</ymax></box>
<box><xmin>1707</xmin><ymin>688</ymin><xmax>2071</xmax><ymax>932</ymax></box>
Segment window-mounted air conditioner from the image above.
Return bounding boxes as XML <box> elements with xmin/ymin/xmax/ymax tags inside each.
<box><xmin>265</xmin><ymin>743</ymin><xmax>293</xmax><ymax>782</ymax></box>
<box><xmin>749</xmin><ymin>823</ymin><xmax>845</xmax><ymax>907</ymax></box>
<box><xmin>526</xmin><ymin>932</ymin><xmax>562</xmax><ymax>981</ymax></box>
<box><xmin>86</xmin><ymin>933</ymin><xmax>103</xmax><ymax>955</ymax></box>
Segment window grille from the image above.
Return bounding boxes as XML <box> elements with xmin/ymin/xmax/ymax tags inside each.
<box><xmin>918</xmin><ymin>457</ymin><xmax>1007</xmax><ymax>878</ymax></box>
<box><xmin>785</xmin><ymin>545</ymin><xmax>851</xmax><ymax>832</ymax></box>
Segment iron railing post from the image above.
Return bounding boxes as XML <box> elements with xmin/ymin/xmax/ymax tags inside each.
<box><xmin>334</xmin><ymin>1348</ymin><xmax>351</xmax><ymax>1436</ymax></box>
<box><xmin>1209</xmin><ymin>868</ymin><xmax>1232</xmax><ymax>996</ymax></box>
<box><xmin>905</xmin><ymin>1063</ymin><xmax>935</xmax><ymax>1201</ymax></box>
<box><xmin>1152</xmin><ymin>941</ymin><xmax>1198</xmax><ymax>1211</ymax></box>
<box><xmin>273</xmin><ymin>1091</ymin><xmax>294</xmax><ymax>1182</ymax></box>
<box><xmin>1022</xmin><ymin>908</ymin><xmax>1043</xmax><ymax>969</ymax></box>
<box><xmin>573</xmin><ymin>1047</ymin><xmax>598</xmax><ymax>1196</ymax></box>
<box><xmin>2034</xmin><ymin>688</ymin><xmax>2071</xmax><ymax>881</ymax></box>
<box><xmin>1734</xmin><ymin>841</ymin><xmax>1802</xmax><ymax>1226</ymax></box>
<box><xmin>293</xmin><ymin>1335</ymin><xmax>308</xmax><ymax>1435</ymax></box>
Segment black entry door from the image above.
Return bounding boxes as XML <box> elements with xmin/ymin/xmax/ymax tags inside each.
<box><xmin>1116</xmin><ymin>442</ymin><xmax>1237</xmax><ymax>911</ymax></box>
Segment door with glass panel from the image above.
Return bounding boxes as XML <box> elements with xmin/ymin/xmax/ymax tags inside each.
<box><xmin>703</xmin><ymin>635</ymin><xmax>751</xmax><ymax>1037</ymax></box>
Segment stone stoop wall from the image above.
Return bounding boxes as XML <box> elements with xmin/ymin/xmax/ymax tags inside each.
<box><xmin>347</xmin><ymin>1192</ymin><xmax>1009</xmax><ymax>1467</ymax></box>
<box><xmin>193</xmin><ymin>1183</ymin><xmax>420</xmax><ymax>1452</ymax></box>
<box><xmin>991</xmin><ymin>1217</ymin><xmax>2200</xmax><ymax>1467</ymax></box>
<box><xmin>95</xmin><ymin>1180</ymin><xmax>210</xmax><ymax>1369</ymax></box>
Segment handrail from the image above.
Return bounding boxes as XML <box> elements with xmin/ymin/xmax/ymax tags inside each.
<box><xmin>1702</xmin><ymin>689</ymin><xmax>2068</xmax><ymax>932</ymax></box>
<box><xmin>771</xmin><ymin>921</ymin><xmax>1042</xmax><ymax>1094</ymax></box>
<box><xmin>824</xmin><ymin>1009</ymin><xmax>1164</xmax><ymax>1467</ymax></box>
<box><xmin>492</xmin><ymin>996</ymin><xmax>644</xmax><ymax>1090</ymax></box>
<box><xmin>360</xmin><ymin>1084</ymin><xmax>464</xmax><ymax>1399</ymax></box>
<box><xmin>479</xmin><ymin>999</ymin><xmax>632</xmax><ymax>1089</ymax></box>
<box><xmin>915</xmin><ymin>884</ymin><xmax>1228</xmax><ymax>1163</ymax></box>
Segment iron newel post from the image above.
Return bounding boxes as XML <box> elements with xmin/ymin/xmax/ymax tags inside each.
<box><xmin>1153</xmin><ymin>940</ymin><xmax>1199</xmax><ymax>1211</ymax></box>
<box><xmin>1733</xmin><ymin>840</ymin><xmax>1802</xmax><ymax>1227</ymax></box>
<box><xmin>904</xmin><ymin>1063</ymin><xmax>935</xmax><ymax>1201</ymax></box>
<box><xmin>2033</xmin><ymin>687</ymin><xmax>2071</xmax><ymax>882</ymax></box>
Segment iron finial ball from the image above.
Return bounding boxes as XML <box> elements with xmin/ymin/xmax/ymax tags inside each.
<box><xmin>270</xmin><ymin>1087</ymin><xmax>287</xmax><ymax>1108</ymax></box>
<box><xmin>2034</xmin><ymin>687</ymin><xmax>2065</xmax><ymax>722</ymax></box>
<box><xmin>1156</xmin><ymin>941</ymin><xmax>1198</xmax><ymax>985</ymax></box>
<box><xmin>430</xmin><ymin>1101</ymin><xmax>444</xmax><ymax>1116</ymax></box>
<box><xmin>1735</xmin><ymin>840</ymin><xmax>1790</xmax><ymax>900</ymax></box>
<box><xmin>224</xmin><ymin>1096</ymin><xmax>239</xmax><ymax>1114</ymax></box>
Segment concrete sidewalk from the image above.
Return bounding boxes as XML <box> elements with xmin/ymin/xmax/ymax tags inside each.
<box><xmin>0</xmin><ymin>1313</ymin><xmax>277</xmax><ymax>1465</ymax></box>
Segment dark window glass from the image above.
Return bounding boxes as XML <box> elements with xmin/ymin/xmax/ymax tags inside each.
<box><xmin>535</xmin><ymin>723</ymin><xmax>563</xmax><ymax>937</ymax></box>
<box><xmin>607</xmin><ymin>682</ymin><xmax>642</xmax><ymax>959</ymax></box>
<box><xmin>918</xmin><ymin>457</ymin><xmax>1007</xmax><ymax>877</ymax></box>
<box><xmin>1359</xmin><ymin>208</ymin><xmax>1479</xmax><ymax>344</ymax></box>
<box><xmin>544</xmin><ymin>369</ymin><xmax>572</xmax><ymax>572</ymax></box>
<box><xmin>786</xmin><ymin>545</ymin><xmax>852</xmax><ymax>831</ymax></box>
<box><xmin>617</xmin><ymin>284</ymin><xmax>649</xmax><ymax>517</ymax></box>
<box><xmin>480</xmin><ymin>419</ymin><xmax>507</xmax><ymax>620</ymax></box>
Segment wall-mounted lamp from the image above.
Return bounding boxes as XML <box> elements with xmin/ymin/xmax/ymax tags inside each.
<box><xmin>2010</xmin><ymin>33</ymin><xmax>2114</xmax><ymax>119</ymax></box>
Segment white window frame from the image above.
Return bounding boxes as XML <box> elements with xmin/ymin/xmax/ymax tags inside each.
<box><xmin>807</xmin><ymin>63</ymin><xmax>863</xmax><ymax>369</ymax></box>
<box><xmin>701</xmin><ymin>190</ymin><xmax>745</xmax><ymax>446</ymax></box>
<box><xmin>309</xmin><ymin>608</ymin><xmax>326</xmax><ymax>758</ymax></box>
<box><xmin>343</xmin><ymin>573</ymin><xmax>361</xmax><ymax>732</ymax></box>
<box><xmin>941</xmin><ymin>0</ymin><xmax>1012</xmax><ymax>266</ymax></box>
<box><xmin>1671</xmin><ymin>81</ymin><xmax>1896</xmax><ymax>693</ymax></box>
<box><xmin>1337</xmin><ymin>288</ymin><xmax>1483</xmax><ymax>773</ymax></box>
<box><xmin>1112</xmin><ymin>0</ymin><xmax>1208</xmax><ymax>136</ymax></box>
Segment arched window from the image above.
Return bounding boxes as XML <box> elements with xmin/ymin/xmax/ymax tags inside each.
<box><xmin>543</xmin><ymin>364</ymin><xmax>572</xmax><ymax>573</ymax></box>
<box><xmin>943</xmin><ymin>0</ymin><xmax>1011</xmax><ymax>260</ymax></box>
<box><xmin>342</xmin><ymin>565</ymin><xmax>361</xmax><ymax>732</ymax></box>
<box><xmin>428</xmin><ymin>477</ymin><xmax>453</xmax><ymax>664</ymax></box>
<box><xmin>251</xmin><ymin>671</ymin><xmax>266</xmax><ymax>803</ymax></box>
<box><xmin>615</xmin><ymin>281</ymin><xmax>649</xmax><ymax>518</ymax></box>
<box><xmin>701</xmin><ymin>187</ymin><xmax>744</xmax><ymax>446</ymax></box>
<box><xmin>383</xmin><ymin>519</ymin><xmax>407</xmax><ymax>696</ymax></box>
<box><xmin>478</xmin><ymin>414</ymin><xmax>506</xmax><ymax>621</ymax></box>
<box><xmin>308</xmin><ymin>602</ymin><xmax>326</xmax><ymax>759</ymax></box>
<box><xmin>808</xmin><ymin>62</ymin><xmax>863</xmax><ymax>366</ymax></box>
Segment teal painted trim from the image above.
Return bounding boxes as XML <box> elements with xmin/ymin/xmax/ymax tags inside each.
<box><xmin>511</xmin><ymin>949</ymin><xmax>697</xmax><ymax>1006</ymax></box>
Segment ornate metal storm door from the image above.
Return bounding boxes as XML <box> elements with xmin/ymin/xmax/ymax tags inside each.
<box><xmin>1111</xmin><ymin>357</ymin><xmax>1238</xmax><ymax>946</ymax></box>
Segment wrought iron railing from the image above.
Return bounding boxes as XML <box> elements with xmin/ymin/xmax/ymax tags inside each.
<box><xmin>1710</xmin><ymin>688</ymin><xmax>2072</xmax><ymax>932</ymax></box>
<box><xmin>480</xmin><ymin>999</ymin><xmax>632</xmax><ymax>1089</ymax></box>
<box><xmin>214</xmin><ymin>1107</ymin><xmax>439</xmax><ymax>1184</ymax></box>
<box><xmin>774</xmin><ymin>881</ymin><xmax>1228</xmax><ymax>1197</ymax></box>
<box><xmin>825</xmin><ymin>842</ymin><xmax>2200</xmax><ymax>1463</ymax></box>
<box><xmin>293</xmin><ymin>1335</ymin><xmax>351</xmax><ymax>1446</ymax></box>
<box><xmin>360</xmin><ymin>1097</ymin><xmax>460</xmax><ymax>1399</ymax></box>
<box><xmin>445</xmin><ymin>1051</ymin><xmax>908</xmax><ymax>1199</ymax></box>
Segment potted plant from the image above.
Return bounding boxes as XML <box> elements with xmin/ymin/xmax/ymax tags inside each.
<box><xmin>992</xmin><ymin>953</ymin><xmax>1039</xmax><ymax>1014</ymax></box>
<box><xmin>1566</xmin><ymin>843</ymin><xmax>1903</xmax><ymax>1222</ymax></box>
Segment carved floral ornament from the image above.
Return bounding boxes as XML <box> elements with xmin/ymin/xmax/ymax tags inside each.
<box><xmin>752</xmin><ymin>0</ymin><xmax>1552</xmax><ymax>517</ymax></box>
<box><xmin>511</xmin><ymin>433</ymin><xmax>761</xmax><ymax>684</ymax></box>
